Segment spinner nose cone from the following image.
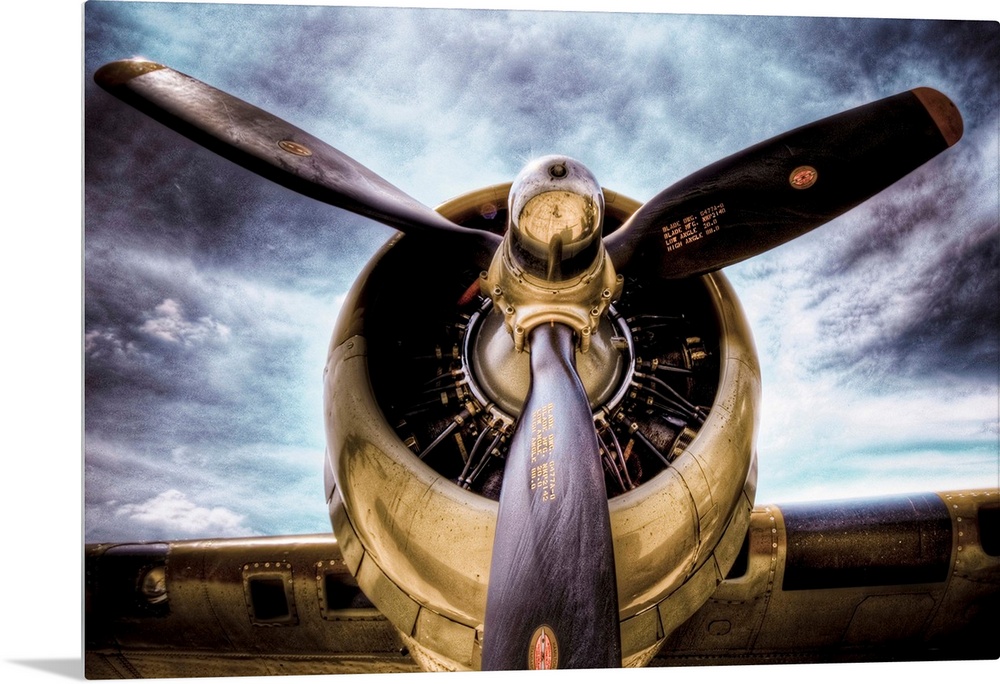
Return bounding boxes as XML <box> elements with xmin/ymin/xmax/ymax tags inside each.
<box><xmin>507</xmin><ymin>156</ymin><xmax>605</xmax><ymax>281</ymax></box>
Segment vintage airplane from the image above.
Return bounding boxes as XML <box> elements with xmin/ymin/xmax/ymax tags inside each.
<box><xmin>86</xmin><ymin>58</ymin><xmax>998</xmax><ymax>677</ymax></box>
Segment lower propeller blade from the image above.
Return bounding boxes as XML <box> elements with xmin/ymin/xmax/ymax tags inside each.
<box><xmin>606</xmin><ymin>87</ymin><xmax>963</xmax><ymax>277</ymax></box>
<box><xmin>482</xmin><ymin>323</ymin><xmax>620</xmax><ymax>670</ymax></box>
<box><xmin>94</xmin><ymin>59</ymin><xmax>500</xmax><ymax>268</ymax></box>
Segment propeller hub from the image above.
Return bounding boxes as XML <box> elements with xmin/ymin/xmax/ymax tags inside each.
<box><xmin>507</xmin><ymin>156</ymin><xmax>604</xmax><ymax>282</ymax></box>
<box><xmin>462</xmin><ymin>301</ymin><xmax>634</xmax><ymax>420</ymax></box>
<box><xmin>483</xmin><ymin>156</ymin><xmax>622</xmax><ymax>352</ymax></box>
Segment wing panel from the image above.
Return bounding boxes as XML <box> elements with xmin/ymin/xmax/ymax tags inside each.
<box><xmin>780</xmin><ymin>492</ymin><xmax>952</xmax><ymax>590</ymax></box>
<box><xmin>85</xmin><ymin>535</ymin><xmax>415</xmax><ymax>679</ymax></box>
<box><xmin>654</xmin><ymin>490</ymin><xmax>1000</xmax><ymax>665</ymax></box>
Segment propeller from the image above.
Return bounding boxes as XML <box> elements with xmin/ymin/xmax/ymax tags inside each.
<box><xmin>482</xmin><ymin>322</ymin><xmax>620</xmax><ymax>670</ymax></box>
<box><xmin>605</xmin><ymin>87</ymin><xmax>963</xmax><ymax>277</ymax></box>
<box><xmin>93</xmin><ymin>59</ymin><xmax>501</xmax><ymax>269</ymax></box>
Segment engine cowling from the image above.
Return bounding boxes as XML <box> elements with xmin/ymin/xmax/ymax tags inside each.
<box><xmin>323</xmin><ymin>184</ymin><xmax>760</xmax><ymax>670</ymax></box>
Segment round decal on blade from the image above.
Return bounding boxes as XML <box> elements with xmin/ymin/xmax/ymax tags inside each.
<box><xmin>277</xmin><ymin>140</ymin><xmax>313</xmax><ymax>157</ymax></box>
<box><xmin>528</xmin><ymin>625</ymin><xmax>559</xmax><ymax>670</ymax></box>
<box><xmin>789</xmin><ymin>165</ymin><xmax>818</xmax><ymax>190</ymax></box>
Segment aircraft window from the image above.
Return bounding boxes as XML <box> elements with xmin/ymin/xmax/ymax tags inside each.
<box><xmin>724</xmin><ymin>532</ymin><xmax>750</xmax><ymax>580</ymax></box>
<box><xmin>140</xmin><ymin>565</ymin><xmax>168</xmax><ymax>605</ymax></box>
<box><xmin>324</xmin><ymin>573</ymin><xmax>374</xmax><ymax>611</ymax></box>
<box><xmin>243</xmin><ymin>563</ymin><xmax>298</xmax><ymax>625</ymax></box>
<box><xmin>249</xmin><ymin>578</ymin><xmax>290</xmax><ymax>621</ymax></box>
<box><xmin>319</xmin><ymin>569</ymin><xmax>380</xmax><ymax>620</ymax></box>
<box><xmin>94</xmin><ymin>543</ymin><xmax>170</xmax><ymax>618</ymax></box>
<box><xmin>980</xmin><ymin>503</ymin><xmax>1000</xmax><ymax>557</ymax></box>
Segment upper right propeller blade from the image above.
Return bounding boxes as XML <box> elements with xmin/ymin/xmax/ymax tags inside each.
<box><xmin>605</xmin><ymin>87</ymin><xmax>963</xmax><ymax>278</ymax></box>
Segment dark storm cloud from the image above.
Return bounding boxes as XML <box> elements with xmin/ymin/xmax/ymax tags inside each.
<box><xmin>814</xmin><ymin>209</ymin><xmax>998</xmax><ymax>382</ymax></box>
<box><xmin>722</xmin><ymin>17</ymin><xmax>1000</xmax><ymax>388</ymax></box>
<box><xmin>901</xmin><ymin>225</ymin><xmax>999</xmax><ymax>374</ymax></box>
<box><xmin>801</xmin><ymin>131</ymin><xmax>998</xmax><ymax>383</ymax></box>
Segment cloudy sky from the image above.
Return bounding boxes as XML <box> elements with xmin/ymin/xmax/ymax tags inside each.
<box><xmin>81</xmin><ymin>1</ymin><xmax>999</xmax><ymax>544</ymax></box>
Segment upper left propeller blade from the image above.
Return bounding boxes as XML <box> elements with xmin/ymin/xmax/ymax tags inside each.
<box><xmin>94</xmin><ymin>59</ymin><xmax>500</xmax><ymax>267</ymax></box>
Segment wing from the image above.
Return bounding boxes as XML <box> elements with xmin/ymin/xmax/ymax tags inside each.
<box><xmin>86</xmin><ymin>489</ymin><xmax>998</xmax><ymax>677</ymax></box>
<box><xmin>653</xmin><ymin>489</ymin><xmax>1000</xmax><ymax>665</ymax></box>
<box><xmin>85</xmin><ymin>534</ymin><xmax>419</xmax><ymax>679</ymax></box>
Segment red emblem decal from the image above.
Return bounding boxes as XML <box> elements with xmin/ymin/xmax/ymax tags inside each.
<box><xmin>528</xmin><ymin>625</ymin><xmax>559</xmax><ymax>669</ymax></box>
<box><xmin>789</xmin><ymin>165</ymin><xmax>818</xmax><ymax>190</ymax></box>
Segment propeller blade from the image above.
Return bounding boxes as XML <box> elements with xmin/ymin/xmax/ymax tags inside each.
<box><xmin>605</xmin><ymin>87</ymin><xmax>963</xmax><ymax>277</ymax></box>
<box><xmin>94</xmin><ymin>59</ymin><xmax>500</xmax><ymax>267</ymax></box>
<box><xmin>482</xmin><ymin>322</ymin><xmax>620</xmax><ymax>670</ymax></box>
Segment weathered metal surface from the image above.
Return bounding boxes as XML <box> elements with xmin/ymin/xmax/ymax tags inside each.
<box><xmin>85</xmin><ymin>490</ymin><xmax>999</xmax><ymax>677</ymax></box>
<box><xmin>655</xmin><ymin>489</ymin><xmax>1000</xmax><ymax>664</ymax></box>
<box><xmin>85</xmin><ymin>535</ymin><xmax>416</xmax><ymax>679</ymax></box>
<box><xmin>780</xmin><ymin>492</ymin><xmax>952</xmax><ymax>590</ymax></box>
